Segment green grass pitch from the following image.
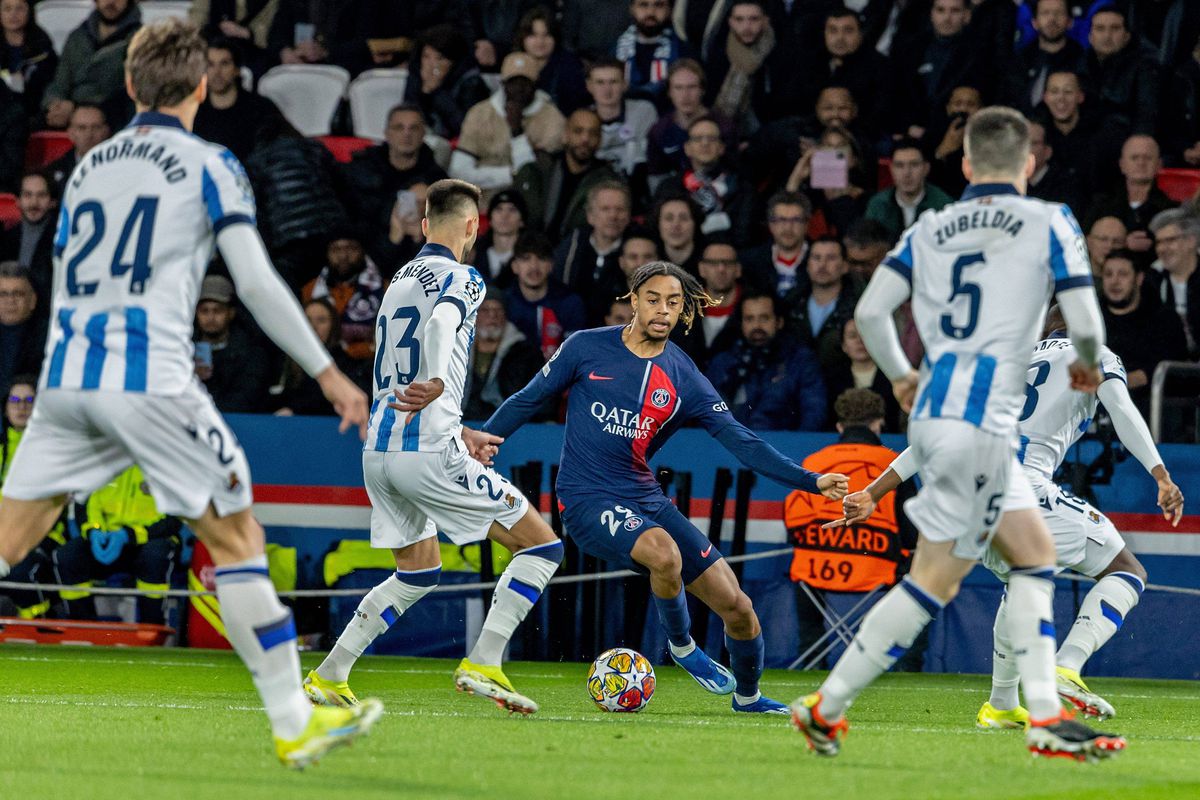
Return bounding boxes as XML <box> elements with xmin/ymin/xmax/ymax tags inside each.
<box><xmin>2</xmin><ymin>645</ymin><xmax>1198</xmax><ymax>800</ymax></box>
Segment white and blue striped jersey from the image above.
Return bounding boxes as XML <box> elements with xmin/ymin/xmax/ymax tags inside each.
<box><xmin>43</xmin><ymin>111</ymin><xmax>255</xmax><ymax>395</ymax></box>
<box><xmin>883</xmin><ymin>184</ymin><xmax>1094</xmax><ymax>436</ymax></box>
<box><xmin>365</xmin><ymin>244</ymin><xmax>485</xmax><ymax>453</ymax></box>
<box><xmin>1017</xmin><ymin>337</ymin><xmax>1126</xmax><ymax>480</ymax></box>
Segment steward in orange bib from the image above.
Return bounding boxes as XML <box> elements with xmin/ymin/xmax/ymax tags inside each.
<box><xmin>784</xmin><ymin>389</ymin><xmax>918</xmax><ymax>662</ymax></box>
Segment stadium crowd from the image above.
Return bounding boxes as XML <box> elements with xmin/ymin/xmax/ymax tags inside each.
<box><xmin>2</xmin><ymin>0</ymin><xmax>1200</xmax><ymax>436</ymax></box>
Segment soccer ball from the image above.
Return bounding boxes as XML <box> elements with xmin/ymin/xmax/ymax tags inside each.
<box><xmin>587</xmin><ymin>647</ymin><xmax>656</xmax><ymax>712</ymax></box>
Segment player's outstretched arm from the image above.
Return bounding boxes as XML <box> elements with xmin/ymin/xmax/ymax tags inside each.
<box><xmin>710</xmin><ymin>422</ymin><xmax>840</xmax><ymax>497</ymax></box>
<box><xmin>481</xmin><ymin>336</ymin><xmax>581</xmax><ymax>438</ymax></box>
<box><xmin>217</xmin><ymin>223</ymin><xmax>369</xmax><ymax>437</ymax></box>
<box><xmin>1096</xmin><ymin>378</ymin><xmax>1185</xmax><ymax>525</ymax></box>
<box><xmin>821</xmin><ymin>447</ymin><xmax>921</xmax><ymax>529</ymax></box>
<box><xmin>854</xmin><ymin>265</ymin><xmax>919</xmax><ymax>410</ymax></box>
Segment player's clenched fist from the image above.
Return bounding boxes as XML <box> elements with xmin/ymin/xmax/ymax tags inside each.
<box><xmin>461</xmin><ymin>427</ymin><xmax>504</xmax><ymax>466</ymax></box>
<box><xmin>817</xmin><ymin>473</ymin><xmax>850</xmax><ymax>501</ymax></box>
<box><xmin>891</xmin><ymin>370</ymin><xmax>919</xmax><ymax>413</ymax></box>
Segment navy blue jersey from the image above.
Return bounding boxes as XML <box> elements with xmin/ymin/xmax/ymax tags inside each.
<box><xmin>485</xmin><ymin>326</ymin><xmax>821</xmax><ymax>504</ymax></box>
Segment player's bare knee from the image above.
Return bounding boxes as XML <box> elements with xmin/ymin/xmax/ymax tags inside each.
<box><xmin>1103</xmin><ymin>549</ymin><xmax>1147</xmax><ymax>584</ymax></box>
<box><xmin>722</xmin><ymin>591</ymin><xmax>756</xmax><ymax>631</ymax></box>
<box><xmin>633</xmin><ymin>530</ymin><xmax>681</xmax><ymax>576</ymax></box>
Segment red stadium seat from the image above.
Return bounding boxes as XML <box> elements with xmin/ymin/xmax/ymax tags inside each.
<box><xmin>24</xmin><ymin>130</ymin><xmax>73</xmax><ymax>170</ymax></box>
<box><xmin>1157</xmin><ymin>168</ymin><xmax>1200</xmax><ymax>203</ymax></box>
<box><xmin>317</xmin><ymin>135</ymin><xmax>374</xmax><ymax>164</ymax></box>
<box><xmin>0</xmin><ymin>193</ymin><xmax>19</xmax><ymax>229</ymax></box>
<box><xmin>877</xmin><ymin>157</ymin><xmax>893</xmax><ymax>190</ymax></box>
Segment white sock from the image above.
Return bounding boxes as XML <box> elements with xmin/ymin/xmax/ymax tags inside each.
<box><xmin>1057</xmin><ymin>572</ymin><xmax>1144</xmax><ymax>672</ymax></box>
<box><xmin>0</xmin><ymin>555</ymin><xmax>9</xmax><ymax>579</ymax></box>
<box><xmin>468</xmin><ymin>540</ymin><xmax>562</xmax><ymax>666</ymax></box>
<box><xmin>213</xmin><ymin>555</ymin><xmax>311</xmax><ymax>740</ymax></box>
<box><xmin>668</xmin><ymin>639</ymin><xmax>697</xmax><ymax>659</ymax></box>
<box><xmin>988</xmin><ymin>593</ymin><xmax>1021</xmax><ymax>710</ymax></box>
<box><xmin>318</xmin><ymin>567</ymin><xmax>441</xmax><ymax>683</ymax></box>
<box><xmin>818</xmin><ymin>577</ymin><xmax>942</xmax><ymax>720</ymax></box>
<box><xmin>1006</xmin><ymin>567</ymin><xmax>1059</xmax><ymax>722</ymax></box>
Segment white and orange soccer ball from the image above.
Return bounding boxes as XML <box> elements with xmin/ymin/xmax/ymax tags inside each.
<box><xmin>587</xmin><ymin>647</ymin><xmax>656</xmax><ymax>712</ymax></box>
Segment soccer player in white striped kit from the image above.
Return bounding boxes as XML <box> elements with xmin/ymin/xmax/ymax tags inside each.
<box><xmin>791</xmin><ymin>107</ymin><xmax>1126</xmax><ymax>761</ymax></box>
<box><xmin>0</xmin><ymin>21</ymin><xmax>381</xmax><ymax>768</ymax></box>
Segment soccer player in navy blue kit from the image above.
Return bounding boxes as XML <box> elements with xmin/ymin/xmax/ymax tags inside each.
<box><xmin>472</xmin><ymin>262</ymin><xmax>850</xmax><ymax>713</ymax></box>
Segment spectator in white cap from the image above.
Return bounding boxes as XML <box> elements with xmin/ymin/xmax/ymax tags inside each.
<box><xmin>449</xmin><ymin>50</ymin><xmax>565</xmax><ymax>200</ymax></box>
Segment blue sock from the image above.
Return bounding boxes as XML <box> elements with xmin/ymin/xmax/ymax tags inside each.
<box><xmin>725</xmin><ymin>633</ymin><xmax>764</xmax><ymax>698</ymax></box>
<box><xmin>653</xmin><ymin>589</ymin><xmax>692</xmax><ymax>648</ymax></box>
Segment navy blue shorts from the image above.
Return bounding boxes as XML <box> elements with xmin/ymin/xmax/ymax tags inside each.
<box><xmin>559</xmin><ymin>494</ymin><xmax>723</xmax><ymax>584</ymax></box>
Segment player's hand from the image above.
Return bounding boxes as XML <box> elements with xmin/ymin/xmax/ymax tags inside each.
<box><xmin>317</xmin><ymin>366</ymin><xmax>370</xmax><ymax>439</ymax></box>
<box><xmin>817</xmin><ymin>473</ymin><xmax>849</xmax><ymax>501</ymax></box>
<box><xmin>1157</xmin><ymin>474</ymin><xmax>1185</xmax><ymax>527</ymax></box>
<box><xmin>820</xmin><ymin>490</ymin><xmax>877</xmax><ymax>529</ymax></box>
<box><xmin>388</xmin><ymin>378</ymin><xmax>445</xmax><ymax>424</ymax></box>
<box><xmin>462</xmin><ymin>426</ymin><xmax>504</xmax><ymax>466</ymax></box>
<box><xmin>1068</xmin><ymin>360</ymin><xmax>1102</xmax><ymax>393</ymax></box>
<box><xmin>892</xmin><ymin>369</ymin><xmax>919</xmax><ymax>413</ymax></box>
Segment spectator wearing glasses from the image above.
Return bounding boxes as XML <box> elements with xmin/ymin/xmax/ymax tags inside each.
<box><xmin>741</xmin><ymin>191</ymin><xmax>811</xmax><ymax>297</ymax></box>
<box><xmin>657</xmin><ymin>115</ymin><xmax>753</xmax><ymax>245</ymax></box>
<box><xmin>0</xmin><ymin>263</ymin><xmax>44</xmax><ymax>392</ymax></box>
<box><xmin>1147</xmin><ymin>208</ymin><xmax>1200</xmax><ymax>357</ymax></box>
<box><xmin>1085</xmin><ymin>216</ymin><xmax>1129</xmax><ymax>279</ymax></box>
<box><xmin>672</xmin><ymin>237</ymin><xmax>745</xmax><ymax>370</ymax></box>
<box><xmin>841</xmin><ymin>218</ymin><xmax>892</xmax><ymax>284</ymax></box>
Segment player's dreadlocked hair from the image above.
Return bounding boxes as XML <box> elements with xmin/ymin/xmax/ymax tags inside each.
<box><xmin>623</xmin><ymin>261</ymin><xmax>720</xmax><ymax>335</ymax></box>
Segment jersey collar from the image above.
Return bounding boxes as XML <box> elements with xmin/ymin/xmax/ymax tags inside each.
<box><xmin>418</xmin><ymin>242</ymin><xmax>456</xmax><ymax>261</ymax></box>
<box><xmin>960</xmin><ymin>183</ymin><xmax>1020</xmax><ymax>200</ymax></box>
<box><xmin>126</xmin><ymin>111</ymin><xmax>187</xmax><ymax>131</ymax></box>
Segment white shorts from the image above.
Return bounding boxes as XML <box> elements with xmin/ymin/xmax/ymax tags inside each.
<box><xmin>982</xmin><ymin>471</ymin><xmax>1126</xmax><ymax>580</ymax></box>
<box><xmin>363</xmin><ymin>438</ymin><xmax>528</xmax><ymax>550</ymax></box>
<box><xmin>904</xmin><ymin>419</ymin><xmax>1038</xmax><ymax>561</ymax></box>
<box><xmin>3</xmin><ymin>384</ymin><xmax>252</xmax><ymax>519</ymax></box>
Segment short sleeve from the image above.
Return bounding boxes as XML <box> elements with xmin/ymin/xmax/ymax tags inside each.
<box><xmin>434</xmin><ymin>265</ymin><xmax>486</xmax><ymax>327</ymax></box>
<box><xmin>1048</xmin><ymin>205</ymin><xmax>1093</xmax><ymax>293</ymax></box>
<box><xmin>1099</xmin><ymin>347</ymin><xmax>1127</xmax><ymax>384</ymax></box>
<box><xmin>202</xmin><ymin>148</ymin><xmax>256</xmax><ymax>234</ymax></box>
<box><xmin>881</xmin><ymin>225</ymin><xmax>917</xmax><ymax>285</ymax></box>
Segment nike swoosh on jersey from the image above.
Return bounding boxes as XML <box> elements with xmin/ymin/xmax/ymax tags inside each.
<box><xmin>588</xmin><ymin>372</ymin><xmax>614</xmax><ymax>381</ymax></box>
<box><xmin>700</xmin><ymin>544</ymin><xmax>713</xmax><ymax>558</ymax></box>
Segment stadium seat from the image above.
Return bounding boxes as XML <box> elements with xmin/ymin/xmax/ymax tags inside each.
<box><xmin>1157</xmin><ymin>168</ymin><xmax>1200</xmax><ymax>203</ymax></box>
<box><xmin>24</xmin><ymin>130</ymin><xmax>73</xmax><ymax>169</ymax></box>
<box><xmin>258</xmin><ymin>64</ymin><xmax>350</xmax><ymax>137</ymax></box>
<box><xmin>138</xmin><ymin>1</ymin><xmax>191</xmax><ymax>25</ymax></box>
<box><xmin>318</xmin><ymin>135</ymin><xmax>374</xmax><ymax>164</ymax></box>
<box><xmin>347</xmin><ymin>68</ymin><xmax>409</xmax><ymax>141</ymax></box>
<box><xmin>34</xmin><ymin>0</ymin><xmax>91</xmax><ymax>54</ymax></box>
<box><xmin>0</xmin><ymin>194</ymin><xmax>20</xmax><ymax>229</ymax></box>
<box><xmin>877</xmin><ymin>157</ymin><xmax>894</xmax><ymax>190</ymax></box>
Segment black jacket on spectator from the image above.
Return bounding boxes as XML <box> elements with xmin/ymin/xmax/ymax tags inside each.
<box><xmin>553</xmin><ymin>226</ymin><xmax>627</xmax><ymax>326</ymax></box>
<box><xmin>470</xmin><ymin>230</ymin><xmax>517</xmax><ymax>288</ymax></box>
<box><xmin>893</xmin><ymin>30</ymin><xmax>980</xmax><ymax>131</ymax></box>
<box><xmin>515</xmin><ymin>153</ymin><xmax>621</xmax><ymax>242</ymax></box>
<box><xmin>0</xmin><ymin>221</ymin><xmax>55</xmax><ymax>310</ymax></box>
<box><xmin>561</xmin><ymin>0</ymin><xmax>632</xmax><ymax>60</ymax></box>
<box><xmin>823</xmin><ymin>364</ymin><xmax>904</xmax><ymax>435</ymax></box>
<box><xmin>785</xmin><ymin>276</ymin><xmax>861</xmax><ymax>373</ymax></box>
<box><xmin>1125</xmin><ymin>0</ymin><xmax>1200</xmax><ymax>71</ymax></box>
<box><xmin>1003</xmin><ymin>39</ymin><xmax>1088</xmax><ymax>116</ymax></box>
<box><xmin>670</xmin><ymin>303</ymin><xmax>741</xmax><ymax>373</ymax></box>
<box><xmin>703</xmin><ymin>34</ymin><xmax>803</xmax><ymax>129</ymax></box>
<box><xmin>805</xmin><ymin>47</ymin><xmax>893</xmax><ymax>137</ymax></box>
<box><xmin>470</xmin><ymin>0</ymin><xmax>542</xmax><ymax>62</ymax></box>
<box><xmin>402</xmin><ymin>57</ymin><xmax>489</xmax><ymax>140</ymax></box>
<box><xmin>201</xmin><ymin>327</ymin><xmax>272</xmax><ymax>413</ymax></box>
<box><xmin>1162</xmin><ymin>56</ymin><xmax>1200</xmax><ymax>165</ymax></box>
<box><xmin>705</xmin><ymin>336</ymin><xmax>827</xmax><ymax>431</ymax></box>
<box><xmin>193</xmin><ymin>91</ymin><xmax>284</xmax><ymax>163</ymax></box>
<box><xmin>657</xmin><ymin>168</ymin><xmax>756</xmax><ymax>248</ymax></box>
<box><xmin>1103</xmin><ymin>292</ymin><xmax>1189</xmax><ymax>413</ymax></box>
<box><xmin>1086</xmin><ymin>43</ymin><xmax>1161</xmax><ymax>138</ymax></box>
<box><xmin>462</xmin><ymin>323</ymin><xmax>545</xmax><ymax>421</ymax></box>
<box><xmin>246</xmin><ymin>134</ymin><xmax>346</xmax><ymax>251</ymax></box>
<box><xmin>2</xmin><ymin>24</ymin><xmax>57</xmax><ymax>119</ymax></box>
<box><xmin>337</xmin><ymin>142</ymin><xmax>446</xmax><ymax>261</ymax></box>
<box><xmin>267</xmin><ymin>0</ymin><xmax>407</xmax><ymax>74</ymax></box>
<box><xmin>1036</xmin><ymin>107</ymin><xmax>1107</xmax><ymax>204</ymax></box>
<box><xmin>0</xmin><ymin>85</ymin><xmax>25</xmax><ymax>193</ymax></box>
<box><xmin>0</xmin><ymin>315</ymin><xmax>46</xmax><ymax>392</ymax></box>
<box><xmin>534</xmin><ymin>45</ymin><xmax>591</xmax><ymax>115</ymax></box>
<box><xmin>1083</xmin><ymin>186</ymin><xmax>1175</xmax><ymax>237</ymax></box>
<box><xmin>745</xmin><ymin>114</ymin><xmax>873</xmax><ymax>198</ymax></box>
<box><xmin>1028</xmin><ymin>161</ymin><xmax>1085</xmax><ymax>218</ymax></box>
<box><xmin>739</xmin><ymin>242</ymin><xmax>809</xmax><ymax>298</ymax></box>
<box><xmin>271</xmin><ymin>346</ymin><xmax>370</xmax><ymax>415</ymax></box>
<box><xmin>1147</xmin><ymin>267</ymin><xmax>1200</xmax><ymax>359</ymax></box>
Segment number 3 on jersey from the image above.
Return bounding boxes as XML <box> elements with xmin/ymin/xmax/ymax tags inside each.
<box><xmin>66</xmin><ymin>197</ymin><xmax>159</xmax><ymax>296</ymax></box>
<box><xmin>374</xmin><ymin>306</ymin><xmax>421</xmax><ymax>390</ymax></box>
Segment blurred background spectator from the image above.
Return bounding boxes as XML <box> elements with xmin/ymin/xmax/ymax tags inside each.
<box><xmin>2</xmin><ymin>0</ymin><xmax>58</xmax><ymax>121</ymax></box>
<box><xmin>43</xmin><ymin>0</ymin><xmax>140</xmax><ymax>128</ymax></box>
<box><xmin>193</xmin><ymin>275</ymin><xmax>271</xmax><ymax>413</ymax></box>
<box><xmin>271</xmin><ymin>297</ymin><xmax>370</xmax><ymax>415</ymax></box>
<box><xmin>0</xmin><ymin>262</ymin><xmax>44</xmax><ymax>391</ymax></box>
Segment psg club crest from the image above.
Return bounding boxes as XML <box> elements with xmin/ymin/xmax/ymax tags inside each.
<box><xmin>650</xmin><ymin>388</ymin><xmax>671</xmax><ymax>409</ymax></box>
